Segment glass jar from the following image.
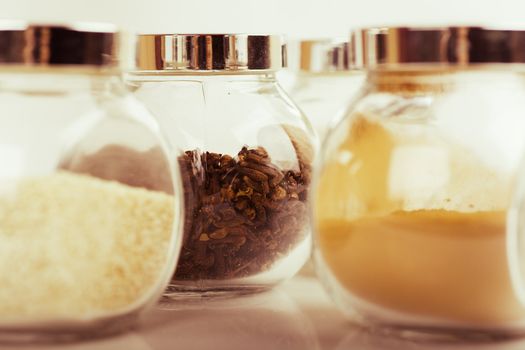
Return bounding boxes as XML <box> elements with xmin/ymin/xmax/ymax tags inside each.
<box><xmin>128</xmin><ymin>34</ymin><xmax>316</xmax><ymax>296</ymax></box>
<box><xmin>0</xmin><ymin>22</ymin><xmax>182</xmax><ymax>339</ymax></box>
<box><xmin>284</xmin><ymin>39</ymin><xmax>365</xmax><ymax>140</ymax></box>
<box><xmin>314</xmin><ymin>26</ymin><xmax>525</xmax><ymax>337</ymax></box>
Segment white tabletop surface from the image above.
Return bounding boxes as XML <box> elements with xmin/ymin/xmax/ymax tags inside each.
<box><xmin>4</xmin><ymin>275</ymin><xmax>525</xmax><ymax>350</ymax></box>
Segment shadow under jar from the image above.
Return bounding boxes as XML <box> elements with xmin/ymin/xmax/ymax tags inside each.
<box><xmin>128</xmin><ymin>34</ymin><xmax>317</xmax><ymax>297</ymax></box>
<box><xmin>314</xmin><ymin>26</ymin><xmax>525</xmax><ymax>338</ymax></box>
<box><xmin>0</xmin><ymin>22</ymin><xmax>182</xmax><ymax>341</ymax></box>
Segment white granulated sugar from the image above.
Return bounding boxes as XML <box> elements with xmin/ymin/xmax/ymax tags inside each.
<box><xmin>0</xmin><ymin>171</ymin><xmax>174</xmax><ymax>319</ymax></box>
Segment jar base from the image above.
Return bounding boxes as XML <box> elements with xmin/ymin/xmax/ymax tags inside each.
<box><xmin>317</xmin><ymin>264</ymin><xmax>525</xmax><ymax>343</ymax></box>
<box><xmin>363</xmin><ymin>322</ymin><xmax>524</xmax><ymax>343</ymax></box>
<box><xmin>159</xmin><ymin>283</ymin><xmax>272</xmax><ymax>307</ymax></box>
<box><xmin>0</xmin><ymin>314</ymin><xmax>136</xmax><ymax>345</ymax></box>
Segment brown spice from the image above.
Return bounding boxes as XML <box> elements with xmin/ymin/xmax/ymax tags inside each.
<box><xmin>175</xmin><ymin>146</ymin><xmax>311</xmax><ymax>280</ymax></box>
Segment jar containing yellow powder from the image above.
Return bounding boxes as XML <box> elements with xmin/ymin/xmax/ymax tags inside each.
<box><xmin>314</xmin><ymin>26</ymin><xmax>525</xmax><ymax>337</ymax></box>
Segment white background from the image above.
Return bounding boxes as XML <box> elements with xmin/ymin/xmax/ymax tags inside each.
<box><xmin>1</xmin><ymin>0</ymin><xmax>525</xmax><ymax>39</ymax></box>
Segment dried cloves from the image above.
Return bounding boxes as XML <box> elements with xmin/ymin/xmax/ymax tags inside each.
<box><xmin>175</xmin><ymin>145</ymin><xmax>311</xmax><ymax>281</ymax></box>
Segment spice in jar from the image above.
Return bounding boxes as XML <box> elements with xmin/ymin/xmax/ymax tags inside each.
<box><xmin>0</xmin><ymin>171</ymin><xmax>174</xmax><ymax>318</ymax></box>
<box><xmin>315</xmin><ymin>116</ymin><xmax>520</xmax><ymax>327</ymax></box>
<box><xmin>175</xmin><ymin>145</ymin><xmax>311</xmax><ymax>280</ymax></box>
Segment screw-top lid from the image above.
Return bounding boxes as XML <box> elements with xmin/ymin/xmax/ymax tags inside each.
<box><xmin>0</xmin><ymin>21</ymin><xmax>124</xmax><ymax>68</ymax></box>
<box><xmin>352</xmin><ymin>26</ymin><xmax>525</xmax><ymax>69</ymax></box>
<box><xmin>134</xmin><ymin>34</ymin><xmax>285</xmax><ymax>73</ymax></box>
<box><xmin>288</xmin><ymin>38</ymin><xmax>354</xmax><ymax>73</ymax></box>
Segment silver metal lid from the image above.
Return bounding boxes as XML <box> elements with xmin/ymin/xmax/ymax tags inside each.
<box><xmin>288</xmin><ymin>38</ymin><xmax>353</xmax><ymax>73</ymax></box>
<box><xmin>0</xmin><ymin>21</ymin><xmax>122</xmax><ymax>68</ymax></box>
<box><xmin>135</xmin><ymin>34</ymin><xmax>285</xmax><ymax>73</ymax></box>
<box><xmin>352</xmin><ymin>26</ymin><xmax>525</xmax><ymax>69</ymax></box>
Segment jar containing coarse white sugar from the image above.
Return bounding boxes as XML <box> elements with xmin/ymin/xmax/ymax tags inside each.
<box><xmin>0</xmin><ymin>21</ymin><xmax>183</xmax><ymax>340</ymax></box>
<box><xmin>128</xmin><ymin>33</ymin><xmax>317</xmax><ymax>297</ymax></box>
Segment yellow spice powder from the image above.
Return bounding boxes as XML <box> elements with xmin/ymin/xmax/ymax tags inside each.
<box><xmin>0</xmin><ymin>171</ymin><xmax>174</xmax><ymax>319</ymax></box>
<box><xmin>318</xmin><ymin>211</ymin><xmax>523</xmax><ymax>325</ymax></box>
<box><xmin>316</xmin><ymin>116</ymin><xmax>522</xmax><ymax>327</ymax></box>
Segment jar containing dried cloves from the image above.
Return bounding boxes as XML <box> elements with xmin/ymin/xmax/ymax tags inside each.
<box><xmin>0</xmin><ymin>22</ymin><xmax>183</xmax><ymax>339</ymax></box>
<box><xmin>128</xmin><ymin>34</ymin><xmax>317</xmax><ymax>296</ymax></box>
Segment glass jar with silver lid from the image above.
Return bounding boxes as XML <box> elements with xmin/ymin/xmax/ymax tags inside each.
<box><xmin>314</xmin><ymin>25</ymin><xmax>525</xmax><ymax>337</ymax></box>
<box><xmin>283</xmin><ymin>38</ymin><xmax>364</xmax><ymax>141</ymax></box>
<box><xmin>0</xmin><ymin>21</ymin><xmax>183</xmax><ymax>340</ymax></box>
<box><xmin>128</xmin><ymin>34</ymin><xmax>317</xmax><ymax>297</ymax></box>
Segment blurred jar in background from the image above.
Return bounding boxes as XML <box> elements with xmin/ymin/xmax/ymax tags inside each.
<box><xmin>281</xmin><ymin>38</ymin><xmax>365</xmax><ymax>141</ymax></box>
<box><xmin>314</xmin><ymin>26</ymin><xmax>525</xmax><ymax>337</ymax></box>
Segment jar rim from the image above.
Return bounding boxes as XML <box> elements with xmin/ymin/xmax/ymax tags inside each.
<box><xmin>134</xmin><ymin>33</ymin><xmax>285</xmax><ymax>73</ymax></box>
<box><xmin>351</xmin><ymin>25</ymin><xmax>525</xmax><ymax>69</ymax></box>
<box><xmin>287</xmin><ymin>38</ymin><xmax>359</xmax><ymax>73</ymax></box>
<box><xmin>0</xmin><ymin>20</ymin><xmax>129</xmax><ymax>69</ymax></box>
